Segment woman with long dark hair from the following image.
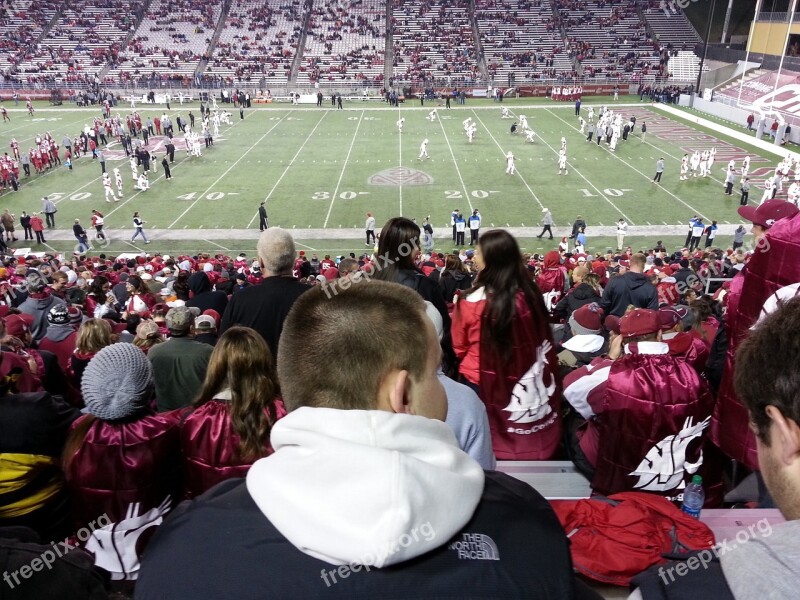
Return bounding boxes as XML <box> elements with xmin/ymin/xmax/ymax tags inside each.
<box><xmin>371</xmin><ymin>217</ymin><xmax>453</xmax><ymax>367</ymax></box>
<box><xmin>452</xmin><ymin>229</ymin><xmax>562</xmax><ymax>460</ymax></box>
<box><xmin>180</xmin><ymin>326</ymin><xmax>284</xmax><ymax>497</ymax></box>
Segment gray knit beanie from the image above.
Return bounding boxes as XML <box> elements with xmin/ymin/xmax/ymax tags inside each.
<box><xmin>81</xmin><ymin>343</ymin><xmax>153</xmax><ymax>420</ymax></box>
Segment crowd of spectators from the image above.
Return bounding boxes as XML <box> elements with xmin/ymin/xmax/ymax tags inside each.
<box><xmin>391</xmin><ymin>0</ymin><xmax>480</xmax><ymax>86</ymax></box>
<box><xmin>298</xmin><ymin>0</ymin><xmax>385</xmax><ymax>85</ymax></box>
<box><xmin>206</xmin><ymin>0</ymin><xmax>306</xmax><ymax>87</ymax></box>
<box><xmin>2</xmin><ymin>205</ymin><xmax>800</xmax><ymax>596</ymax></box>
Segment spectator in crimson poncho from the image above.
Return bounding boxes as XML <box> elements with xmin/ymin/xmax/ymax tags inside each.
<box><xmin>563</xmin><ymin>308</ymin><xmax>722</xmax><ymax>503</ymax></box>
<box><xmin>536</xmin><ymin>250</ymin><xmax>568</xmax><ymax>315</ymax></box>
<box><xmin>452</xmin><ymin>229</ymin><xmax>562</xmax><ymax>460</ymax></box>
<box><xmin>711</xmin><ymin>199</ymin><xmax>800</xmax><ymax>478</ymax></box>
<box><xmin>63</xmin><ymin>342</ymin><xmax>181</xmax><ymax>581</ymax></box>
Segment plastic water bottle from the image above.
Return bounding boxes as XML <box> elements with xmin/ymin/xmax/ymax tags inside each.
<box><xmin>682</xmin><ymin>475</ymin><xmax>705</xmax><ymax>519</ymax></box>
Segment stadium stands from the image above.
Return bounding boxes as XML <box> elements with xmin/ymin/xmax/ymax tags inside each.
<box><xmin>108</xmin><ymin>0</ymin><xmax>222</xmax><ymax>86</ymax></box>
<box><xmin>296</xmin><ymin>0</ymin><xmax>386</xmax><ymax>86</ymax></box>
<box><xmin>644</xmin><ymin>0</ymin><xmax>702</xmax><ymax>49</ymax></box>
<box><xmin>0</xmin><ymin>0</ymin><xmax>709</xmax><ymax>89</ymax></box>
<box><xmin>0</xmin><ymin>0</ymin><xmax>60</xmax><ymax>83</ymax></box>
<box><xmin>476</xmin><ymin>0</ymin><xmax>575</xmax><ymax>85</ymax></box>
<box><xmin>391</xmin><ymin>0</ymin><xmax>480</xmax><ymax>85</ymax></box>
<box><xmin>556</xmin><ymin>0</ymin><xmax>661</xmax><ymax>81</ymax></box>
<box><xmin>207</xmin><ymin>0</ymin><xmax>305</xmax><ymax>87</ymax></box>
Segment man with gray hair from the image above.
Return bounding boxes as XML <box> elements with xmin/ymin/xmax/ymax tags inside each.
<box><xmin>220</xmin><ymin>228</ymin><xmax>312</xmax><ymax>356</ymax></box>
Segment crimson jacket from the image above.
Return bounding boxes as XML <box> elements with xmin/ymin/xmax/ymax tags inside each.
<box><xmin>453</xmin><ymin>288</ymin><xmax>562</xmax><ymax>460</ymax></box>
<box><xmin>712</xmin><ymin>212</ymin><xmax>800</xmax><ymax>469</ymax></box>
<box><xmin>64</xmin><ymin>410</ymin><xmax>182</xmax><ymax>533</ymax></box>
<box><xmin>180</xmin><ymin>398</ymin><xmax>286</xmax><ymax>498</ymax></box>
<box><xmin>564</xmin><ymin>343</ymin><xmax>721</xmax><ymax>504</ymax></box>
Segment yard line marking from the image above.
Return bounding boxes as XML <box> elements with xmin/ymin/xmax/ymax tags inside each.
<box><xmin>437</xmin><ymin>112</ymin><xmax>474</xmax><ymax>213</ymax></box>
<box><xmin>247</xmin><ymin>111</ymin><xmax>328</xmax><ymax>228</ymax></box>
<box><xmin>171</xmin><ymin>111</ymin><xmax>288</xmax><ymax>228</ymax></box>
<box><xmin>398</xmin><ymin>106</ymin><xmax>403</xmax><ymax>216</ymax></box>
<box><xmin>295</xmin><ymin>241</ymin><xmax>317</xmax><ymax>251</ymax></box>
<box><xmin>470</xmin><ymin>110</ymin><xmax>545</xmax><ymax>210</ymax></box>
<box><xmin>203</xmin><ymin>239</ymin><xmax>231</xmax><ymax>252</ymax></box>
<box><xmin>323</xmin><ymin>111</ymin><xmax>364</xmax><ymax>228</ymax></box>
<box><xmin>544</xmin><ymin>108</ymin><xmax>709</xmax><ymax>220</ymax></box>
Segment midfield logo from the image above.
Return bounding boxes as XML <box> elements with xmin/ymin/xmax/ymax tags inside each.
<box><xmin>368</xmin><ymin>167</ymin><xmax>433</xmax><ymax>186</ymax></box>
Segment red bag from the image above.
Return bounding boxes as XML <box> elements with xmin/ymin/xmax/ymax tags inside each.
<box><xmin>552</xmin><ymin>491</ymin><xmax>715</xmax><ymax>586</ymax></box>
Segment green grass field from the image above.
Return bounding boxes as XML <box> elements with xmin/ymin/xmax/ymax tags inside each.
<box><xmin>0</xmin><ymin>96</ymin><xmax>781</xmax><ymax>257</ymax></box>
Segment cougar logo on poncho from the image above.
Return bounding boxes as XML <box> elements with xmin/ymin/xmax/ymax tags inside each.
<box><xmin>503</xmin><ymin>340</ymin><xmax>556</xmax><ymax>424</ymax></box>
<box><xmin>629</xmin><ymin>416</ymin><xmax>709</xmax><ymax>492</ymax></box>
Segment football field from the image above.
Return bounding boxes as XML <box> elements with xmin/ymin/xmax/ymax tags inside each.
<box><xmin>0</xmin><ymin>97</ymin><xmax>781</xmax><ymax>256</ymax></box>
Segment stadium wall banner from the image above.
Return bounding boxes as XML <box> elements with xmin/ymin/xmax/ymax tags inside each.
<box><xmin>716</xmin><ymin>70</ymin><xmax>800</xmax><ymax>118</ymax></box>
<box><xmin>514</xmin><ymin>84</ymin><xmax>630</xmax><ymax>98</ymax></box>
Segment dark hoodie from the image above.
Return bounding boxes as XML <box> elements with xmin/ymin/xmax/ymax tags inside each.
<box><xmin>438</xmin><ymin>270</ymin><xmax>473</xmax><ymax>305</ymax></box>
<box><xmin>185</xmin><ymin>272</ymin><xmax>228</xmax><ymax>316</ymax></box>
<box><xmin>553</xmin><ymin>282</ymin><xmax>601</xmax><ymax>320</ymax></box>
<box><xmin>598</xmin><ymin>271</ymin><xmax>659</xmax><ymax>317</ymax></box>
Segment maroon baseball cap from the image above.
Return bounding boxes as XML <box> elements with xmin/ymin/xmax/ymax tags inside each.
<box><xmin>620</xmin><ymin>309</ymin><xmax>660</xmax><ymax>339</ymax></box>
<box><xmin>738</xmin><ymin>200</ymin><xmax>799</xmax><ymax>229</ymax></box>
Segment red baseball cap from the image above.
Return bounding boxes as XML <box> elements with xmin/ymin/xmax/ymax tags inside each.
<box><xmin>738</xmin><ymin>200</ymin><xmax>799</xmax><ymax>229</ymax></box>
<box><xmin>3</xmin><ymin>313</ymin><xmax>34</xmax><ymax>337</ymax></box>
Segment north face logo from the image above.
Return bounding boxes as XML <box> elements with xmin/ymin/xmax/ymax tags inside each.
<box><xmin>448</xmin><ymin>533</ymin><xmax>500</xmax><ymax>561</ymax></box>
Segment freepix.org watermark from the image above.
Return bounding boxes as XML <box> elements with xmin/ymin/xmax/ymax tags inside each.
<box><xmin>319</xmin><ymin>522</ymin><xmax>436</xmax><ymax>587</ymax></box>
<box><xmin>3</xmin><ymin>514</ymin><xmax>111</xmax><ymax>590</ymax></box>
<box><xmin>657</xmin><ymin>517</ymin><xmax>773</xmax><ymax>585</ymax></box>
<box><xmin>320</xmin><ymin>236</ymin><xmax>422</xmax><ymax>299</ymax></box>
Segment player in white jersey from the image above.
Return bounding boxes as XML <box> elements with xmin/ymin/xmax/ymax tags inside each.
<box><xmin>609</xmin><ymin>130</ymin><xmax>619</xmax><ymax>152</ymax></box>
<box><xmin>114</xmin><ymin>167</ymin><xmax>123</xmax><ymax>198</ymax></box>
<box><xmin>501</xmin><ymin>107</ymin><xmax>511</xmax><ymax>118</ymax></box>
<box><xmin>561</xmin><ymin>136</ymin><xmax>567</xmax><ymax>152</ymax></box>
<box><xmin>761</xmin><ymin>176</ymin><xmax>776</xmax><ymax>204</ymax></box>
<box><xmin>578</xmin><ymin>116</ymin><xmax>586</xmax><ymax>134</ymax></box>
<box><xmin>136</xmin><ymin>172</ymin><xmax>149</xmax><ymax>191</ymax></box>
<box><xmin>788</xmin><ymin>181</ymin><xmax>800</xmax><ymax>206</ymax></box>
<box><xmin>525</xmin><ymin>129</ymin><xmax>536</xmax><ymax>143</ymax></box>
<box><xmin>699</xmin><ymin>151</ymin><xmax>709</xmax><ymax>177</ymax></box>
<box><xmin>463</xmin><ymin>117</ymin><xmax>473</xmax><ymax>131</ymax></box>
<box><xmin>426</xmin><ymin>109</ymin><xmax>438</xmax><ymax>122</ymax></box>
<box><xmin>680</xmin><ymin>154</ymin><xmax>689</xmax><ymax>181</ymax></box>
<box><xmin>397</xmin><ymin>117</ymin><xmax>405</xmax><ymax>133</ymax></box>
<box><xmin>741</xmin><ymin>155</ymin><xmax>751</xmax><ymax>179</ymax></box>
<box><xmin>505</xmin><ymin>151</ymin><xmax>515</xmax><ymax>174</ymax></box>
<box><xmin>519</xmin><ymin>115</ymin><xmax>528</xmax><ymax>130</ymax></box>
<box><xmin>689</xmin><ymin>151</ymin><xmax>700</xmax><ymax>177</ymax></box>
<box><xmin>466</xmin><ymin>124</ymin><xmax>476</xmax><ymax>143</ymax></box>
<box><xmin>102</xmin><ymin>173</ymin><xmax>115</xmax><ymax>202</ymax></box>
<box><xmin>418</xmin><ymin>138</ymin><xmax>429</xmax><ymax>159</ymax></box>
<box><xmin>130</xmin><ymin>155</ymin><xmax>138</xmax><ymax>180</ymax></box>
<box><xmin>706</xmin><ymin>148</ymin><xmax>716</xmax><ymax>175</ymax></box>
<box><xmin>587</xmin><ymin>106</ymin><xmax>594</xmax><ymax>123</ymax></box>
<box><xmin>727</xmin><ymin>159</ymin><xmax>736</xmax><ymax>172</ymax></box>
<box><xmin>558</xmin><ymin>149</ymin><xmax>568</xmax><ymax>175</ymax></box>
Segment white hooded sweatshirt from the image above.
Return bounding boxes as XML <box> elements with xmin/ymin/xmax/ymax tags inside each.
<box><xmin>246</xmin><ymin>407</ymin><xmax>485</xmax><ymax>568</ymax></box>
